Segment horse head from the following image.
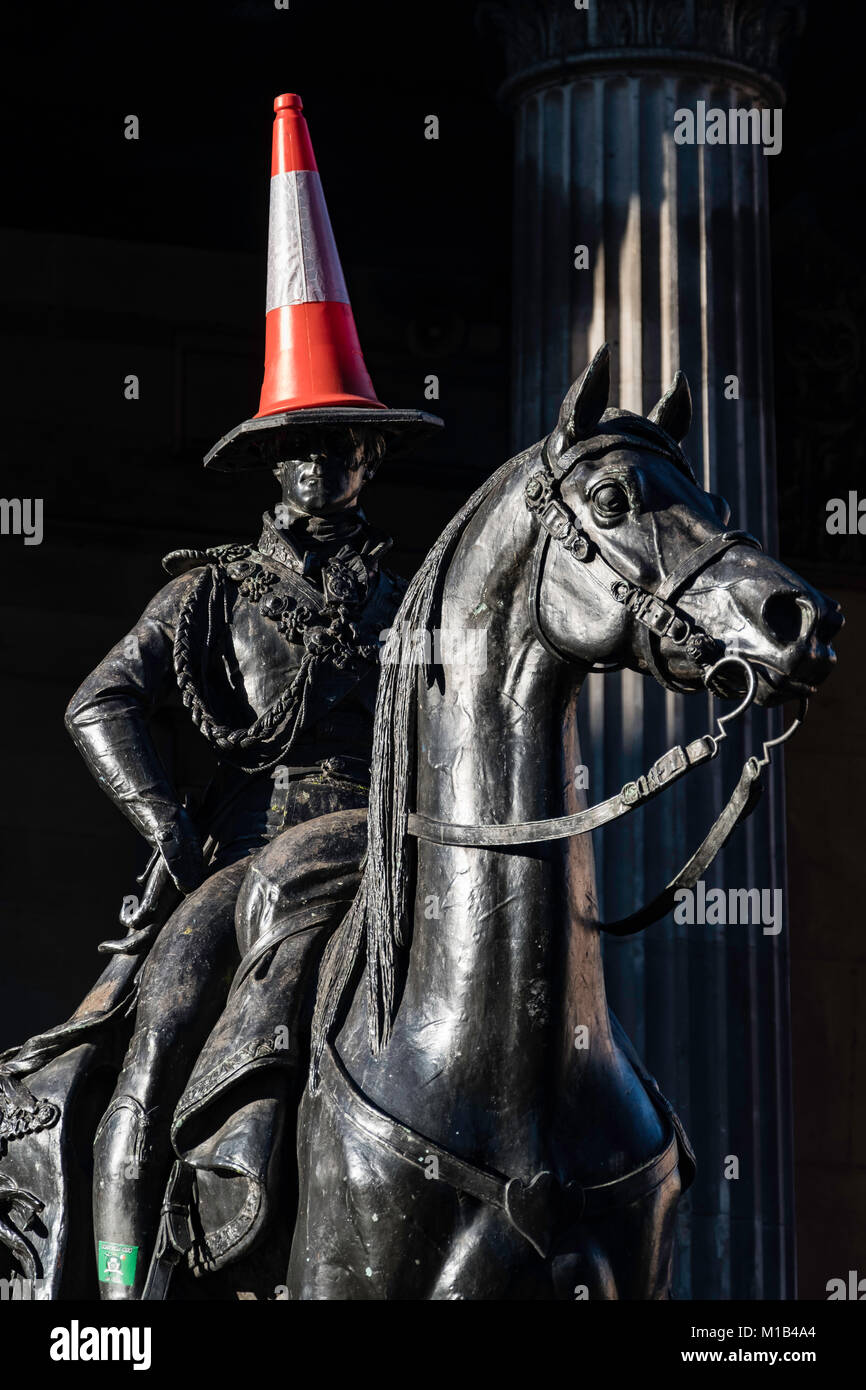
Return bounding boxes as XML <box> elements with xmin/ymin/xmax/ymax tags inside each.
<box><xmin>531</xmin><ymin>343</ymin><xmax>842</xmax><ymax>705</ymax></box>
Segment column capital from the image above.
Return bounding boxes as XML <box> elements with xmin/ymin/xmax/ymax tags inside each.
<box><xmin>475</xmin><ymin>0</ymin><xmax>807</xmax><ymax>108</ymax></box>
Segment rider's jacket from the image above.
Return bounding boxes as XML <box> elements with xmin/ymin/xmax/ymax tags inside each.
<box><xmin>65</xmin><ymin>509</ymin><xmax>406</xmax><ymax>871</ymax></box>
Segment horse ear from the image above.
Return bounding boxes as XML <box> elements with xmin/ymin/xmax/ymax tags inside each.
<box><xmin>555</xmin><ymin>343</ymin><xmax>611</xmax><ymax>448</ymax></box>
<box><xmin>648</xmin><ymin>370</ymin><xmax>692</xmax><ymax>442</ymax></box>
<box><xmin>709</xmin><ymin>492</ymin><xmax>732</xmax><ymax>526</ymax></box>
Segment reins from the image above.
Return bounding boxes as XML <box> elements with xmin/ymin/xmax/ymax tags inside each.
<box><xmin>408</xmin><ymin>655</ymin><xmax>806</xmax><ymax>936</ymax></box>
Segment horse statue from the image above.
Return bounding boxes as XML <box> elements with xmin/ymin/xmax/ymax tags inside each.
<box><xmin>286</xmin><ymin>344</ymin><xmax>841</xmax><ymax>1300</ymax></box>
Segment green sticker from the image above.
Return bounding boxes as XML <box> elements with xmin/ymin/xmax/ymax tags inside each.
<box><xmin>97</xmin><ymin>1241</ymin><xmax>138</xmax><ymax>1287</ymax></box>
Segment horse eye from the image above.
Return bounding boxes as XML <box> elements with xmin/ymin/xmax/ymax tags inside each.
<box><xmin>591</xmin><ymin>482</ymin><xmax>630</xmax><ymax>517</ymax></box>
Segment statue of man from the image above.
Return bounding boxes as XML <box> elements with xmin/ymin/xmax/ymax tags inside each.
<box><xmin>0</xmin><ymin>91</ymin><xmax>441</xmax><ymax>1301</ymax></box>
<box><xmin>68</xmin><ymin>423</ymin><xmax>423</xmax><ymax>1297</ymax></box>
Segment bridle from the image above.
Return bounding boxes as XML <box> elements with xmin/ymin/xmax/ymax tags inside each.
<box><xmin>407</xmin><ymin>430</ymin><xmax>808</xmax><ymax>936</ymax></box>
<box><xmin>525</xmin><ymin>430</ymin><xmax>762</xmax><ymax>691</ymax></box>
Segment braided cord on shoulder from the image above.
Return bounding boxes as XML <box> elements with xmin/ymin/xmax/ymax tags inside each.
<box><xmin>172</xmin><ymin>565</ymin><xmax>316</xmax><ymax>772</ymax></box>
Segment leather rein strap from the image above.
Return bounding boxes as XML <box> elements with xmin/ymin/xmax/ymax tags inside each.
<box><xmin>409</xmin><ymin>735</ymin><xmax>717</xmax><ymax>848</ymax></box>
<box><xmin>407</xmin><ymin>679</ymin><xmax>778</xmax><ymax>938</ymax></box>
<box><xmin>407</xmin><ymin>667</ymin><xmax>806</xmax><ymax>936</ymax></box>
<box><xmin>406</xmin><ymin>433</ymin><xmax>806</xmax><ymax>936</ymax></box>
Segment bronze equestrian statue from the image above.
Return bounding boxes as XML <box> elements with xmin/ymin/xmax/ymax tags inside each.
<box><xmin>0</xmin><ymin>94</ymin><xmax>842</xmax><ymax>1302</ymax></box>
<box><xmin>0</xmin><ymin>343</ymin><xmax>842</xmax><ymax>1301</ymax></box>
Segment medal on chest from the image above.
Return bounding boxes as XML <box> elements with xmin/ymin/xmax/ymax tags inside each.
<box><xmin>221</xmin><ymin>546</ymin><xmax>380</xmax><ymax>669</ymax></box>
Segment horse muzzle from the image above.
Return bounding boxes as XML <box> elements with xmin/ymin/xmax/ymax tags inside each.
<box><xmin>668</xmin><ymin>554</ymin><xmax>844</xmax><ymax>705</ymax></box>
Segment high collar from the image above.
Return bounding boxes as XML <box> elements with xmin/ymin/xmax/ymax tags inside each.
<box><xmin>257</xmin><ymin>508</ymin><xmax>372</xmax><ymax>574</ymax></box>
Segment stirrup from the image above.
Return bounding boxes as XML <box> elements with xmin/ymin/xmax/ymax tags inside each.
<box><xmin>141</xmin><ymin>1160</ymin><xmax>196</xmax><ymax>1301</ymax></box>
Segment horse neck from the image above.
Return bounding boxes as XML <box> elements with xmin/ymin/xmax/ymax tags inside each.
<box><xmin>423</xmin><ymin>471</ymin><xmax>576</xmax><ymax>825</ymax></box>
<box><xmin>402</xmin><ymin>467</ymin><xmax>610</xmax><ymax>1097</ymax></box>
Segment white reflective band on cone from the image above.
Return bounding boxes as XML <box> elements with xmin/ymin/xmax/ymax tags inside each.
<box><xmin>265</xmin><ymin>169</ymin><xmax>350</xmax><ymax>311</ymax></box>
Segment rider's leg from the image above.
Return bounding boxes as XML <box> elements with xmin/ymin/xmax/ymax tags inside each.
<box><xmin>169</xmin><ymin>808</ymin><xmax>369</xmax><ymax>1282</ymax></box>
<box><xmin>233</xmin><ymin>807</ymin><xmax>368</xmax><ymax>1041</ymax></box>
<box><xmin>92</xmin><ymin>858</ymin><xmax>248</xmax><ymax>1300</ymax></box>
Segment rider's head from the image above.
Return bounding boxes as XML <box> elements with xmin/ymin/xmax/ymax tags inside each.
<box><xmin>269</xmin><ymin>427</ymin><xmax>387</xmax><ymax>518</ymax></box>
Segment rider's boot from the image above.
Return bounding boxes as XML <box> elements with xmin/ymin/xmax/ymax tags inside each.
<box><xmin>92</xmin><ymin>1092</ymin><xmax>169</xmax><ymax>1300</ymax></box>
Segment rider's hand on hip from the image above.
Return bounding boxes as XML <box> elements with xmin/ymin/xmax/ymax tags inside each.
<box><xmin>151</xmin><ymin>807</ymin><xmax>205</xmax><ymax>895</ymax></box>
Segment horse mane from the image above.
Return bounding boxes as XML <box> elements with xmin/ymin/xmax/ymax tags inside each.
<box><xmin>311</xmin><ymin>442</ymin><xmax>539</xmax><ymax>1080</ymax></box>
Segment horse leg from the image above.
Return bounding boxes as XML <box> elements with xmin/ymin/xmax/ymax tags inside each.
<box><xmin>290</xmin><ymin>1077</ymin><xmax>684</xmax><ymax>1301</ymax></box>
<box><xmin>427</xmin><ymin>1154</ymin><xmax>683</xmax><ymax>1301</ymax></box>
<box><xmin>545</xmin><ymin>1160</ymin><xmax>683</xmax><ymax>1300</ymax></box>
<box><xmin>289</xmin><ymin>1077</ymin><xmax>488</xmax><ymax>1300</ymax></box>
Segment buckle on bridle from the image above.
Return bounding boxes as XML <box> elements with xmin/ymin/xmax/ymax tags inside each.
<box><xmin>621</xmin><ymin>739</ymin><xmax>711</xmax><ymax>806</ymax></box>
<box><xmin>631</xmin><ymin>592</ymin><xmax>685</xmax><ymax>639</ymax></box>
<box><xmin>536</xmin><ymin>499</ymin><xmax>591</xmax><ymax>560</ymax></box>
<box><xmin>648</xmin><ymin>745</ymin><xmax>688</xmax><ymax>789</ymax></box>
<box><xmin>621</xmin><ymin>776</ymin><xmax>648</xmax><ymax>805</ymax></box>
<box><xmin>623</xmin><ymin>747</ymin><xmax>685</xmax><ymax>803</ymax></box>
<box><xmin>610</xmin><ymin>585</ymin><xmax>690</xmax><ymax>642</ymax></box>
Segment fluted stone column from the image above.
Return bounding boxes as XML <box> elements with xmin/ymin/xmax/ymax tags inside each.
<box><xmin>477</xmin><ymin>0</ymin><xmax>806</xmax><ymax>1299</ymax></box>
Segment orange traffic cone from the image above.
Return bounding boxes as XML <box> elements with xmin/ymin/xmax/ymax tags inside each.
<box><xmin>205</xmin><ymin>93</ymin><xmax>442</xmax><ymax>471</ymax></box>
<box><xmin>257</xmin><ymin>92</ymin><xmax>384</xmax><ymax>418</ymax></box>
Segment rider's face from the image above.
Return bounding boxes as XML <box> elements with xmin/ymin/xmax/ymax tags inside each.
<box><xmin>277</xmin><ymin>441</ymin><xmax>367</xmax><ymax>517</ymax></box>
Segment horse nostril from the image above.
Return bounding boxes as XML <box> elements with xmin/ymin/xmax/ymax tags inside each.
<box><xmin>816</xmin><ymin>603</ymin><xmax>844</xmax><ymax>644</ymax></box>
<box><xmin>762</xmin><ymin>591</ymin><xmax>809</xmax><ymax>646</ymax></box>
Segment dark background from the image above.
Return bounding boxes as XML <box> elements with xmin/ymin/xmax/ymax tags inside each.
<box><xmin>1</xmin><ymin>0</ymin><xmax>863</xmax><ymax>1298</ymax></box>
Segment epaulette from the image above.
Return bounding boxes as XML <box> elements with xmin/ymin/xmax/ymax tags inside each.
<box><xmin>162</xmin><ymin>544</ymin><xmax>252</xmax><ymax>577</ymax></box>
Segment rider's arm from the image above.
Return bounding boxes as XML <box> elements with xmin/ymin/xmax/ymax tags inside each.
<box><xmin>64</xmin><ymin>570</ymin><xmax>207</xmax><ymax>893</ymax></box>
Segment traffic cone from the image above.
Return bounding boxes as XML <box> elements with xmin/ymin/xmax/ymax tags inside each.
<box><xmin>205</xmin><ymin>93</ymin><xmax>442</xmax><ymax>471</ymax></box>
<box><xmin>256</xmin><ymin>92</ymin><xmax>384</xmax><ymax>418</ymax></box>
